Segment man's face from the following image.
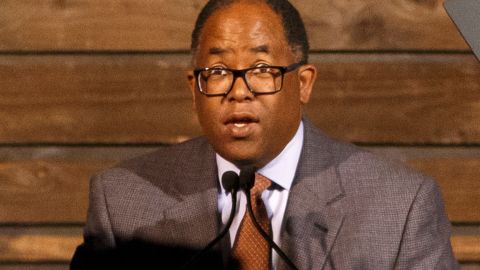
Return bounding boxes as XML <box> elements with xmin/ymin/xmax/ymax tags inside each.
<box><xmin>188</xmin><ymin>1</ymin><xmax>316</xmax><ymax>168</ymax></box>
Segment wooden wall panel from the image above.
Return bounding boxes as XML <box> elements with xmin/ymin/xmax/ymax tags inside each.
<box><xmin>0</xmin><ymin>160</ymin><xmax>113</xmax><ymax>223</ymax></box>
<box><xmin>409</xmin><ymin>159</ymin><xmax>480</xmax><ymax>223</ymax></box>
<box><xmin>307</xmin><ymin>54</ymin><xmax>480</xmax><ymax>144</ymax></box>
<box><xmin>0</xmin><ymin>0</ymin><xmax>467</xmax><ymax>51</ymax></box>
<box><xmin>0</xmin><ymin>53</ymin><xmax>478</xmax><ymax>144</ymax></box>
<box><xmin>0</xmin><ymin>227</ymin><xmax>82</xmax><ymax>262</ymax></box>
<box><xmin>294</xmin><ymin>0</ymin><xmax>468</xmax><ymax>50</ymax></box>
<box><xmin>0</xmin><ymin>54</ymin><xmax>196</xmax><ymax>144</ymax></box>
<box><xmin>0</xmin><ymin>265</ymin><xmax>69</xmax><ymax>270</ymax></box>
<box><xmin>451</xmin><ymin>236</ymin><xmax>480</xmax><ymax>263</ymax></box>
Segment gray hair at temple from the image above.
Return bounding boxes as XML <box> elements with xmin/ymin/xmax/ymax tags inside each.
<box><xmin>190</xmin><ymin>0</ymin><xmax>310</xmax><ymax>64</ymax></box>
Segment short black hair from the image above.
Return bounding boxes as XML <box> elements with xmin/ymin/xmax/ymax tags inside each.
<box><xmin>190</xmin><ymin>0</ymin><xmax>309</xmax><ymax>63</ymax></box>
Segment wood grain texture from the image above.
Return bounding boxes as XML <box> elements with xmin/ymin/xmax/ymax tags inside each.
<box><xmin>0</xmin><ymin>232</ymin><xmax>476</xmax><ymax>262</ymax></box>
<box><xmin>409</xmin><ymin>159</ymin><xmax>480</xmax><ymax>223</ymax></box>
<box><xmin>0</xmin><ymin>54</ymin><xmax>195</xmax><ymax>144</ymax></box>
<box><xmin>307</xmin><ymin>54</ymin><xmax>480</xmax><ymax>144</ymax></box>
<box><xmin>452</xmin><ymin>236</ymin><xmax>480</xmax><ymax>262</ymax></box>
<box><xmin>0</xmin><ymin>265</ymin><xmax>68</xmax><ymax>270</ymax></box>
<box><xmin>0</xmin><ymin>160</ymin><xmax>114</xmax><ymax>223</ymax></box>
<box><xmin>0</xmin><ymin>53</ymin><xmax>479</xmax><ymax>144</ymax></box>
<box><xmin>294</xmin><ymin>0</ymin><xmax>468</xmax><ymax>50</ymax></box>
<box><xmin>0</xmin><ymin>157</ymin><xmax>479</xmax><ymax>223</ymax></box>
<box><xmin>460</xmin><ymin>264</ymin><xmax>480</xmax><ymax>270</ymax></box>
<box><xmin>0</xmin><ymin>0</ymin><xmax>467</xmax><ymax>51</ymax></box>
<box><xmin>0</xmin><ymin>228</ymin><xmax>82</xmax><ymax>262</ymax></box>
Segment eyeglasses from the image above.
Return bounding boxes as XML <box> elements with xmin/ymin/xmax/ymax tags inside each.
<box><xmin>193</xmin><ymin>62</ymin><xmax>303</xmax><ymax>96</ymax></box>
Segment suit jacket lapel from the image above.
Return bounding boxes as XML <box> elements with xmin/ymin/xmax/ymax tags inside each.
<box><xmin>279</xmin><ymin>119</ymin><xmax>346</xmax><ymax>270</ymax></box>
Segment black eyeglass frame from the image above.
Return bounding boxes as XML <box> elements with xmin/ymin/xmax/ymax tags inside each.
<box><xmin>193</xmin><ymin>62</ymin><xmax>304</xmax><ymax>97</ymax></box>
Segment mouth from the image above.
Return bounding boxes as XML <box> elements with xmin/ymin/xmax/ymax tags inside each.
<box><xmin>224</xmin><ymin>113</ymin><xmax>259</xmax><ymax>125</ymax></box>
<box><xmin>233</xmin><ymin>122</ymin><xmax>248</xmax><ymax>128</ymax></box>
<box><xmin>224</xmin><ymin>113</ymin><xmax>259</xmax><ymax>137</ymax></box>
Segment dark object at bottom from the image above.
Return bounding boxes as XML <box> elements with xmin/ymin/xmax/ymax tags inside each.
<box><xmin>70</xmin><ymin>240</ymin><xmax>236</xmax><ymax>270</ymax></box>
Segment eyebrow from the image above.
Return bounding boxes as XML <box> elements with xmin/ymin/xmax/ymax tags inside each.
<box><xmin>207</xmin><ymin>45</ymin><xmax>270</xmax><ymax>55</ymax></box>
<box><xmin>208</xmin><ymin>47</ymin><xmax>226</xmax><ymax>55</ymax></box>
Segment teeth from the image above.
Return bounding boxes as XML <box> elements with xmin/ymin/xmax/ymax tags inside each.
<box><xmin>234</xmin><ymin>123</ymin><xmax>247</xmax><ymax>128</ymax></box>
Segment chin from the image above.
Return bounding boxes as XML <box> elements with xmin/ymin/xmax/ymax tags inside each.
<box><xmin>232</xmin><ymin>157</ymin><xmax>260</xmax><ymax>168</ymax></box>
<box><xmin>218</xmin><ymin>146</ymin><xmax>262</xmax><ymax>168</ymax></box>
<box><xmin>222</xmin><ymin>152</ymin><xmax>258</xmax><ymax>166</ymax></box>
<box><xmin>210</xmin><ymin>136</ymin><xmax>269</xmax><ymax>167</ymax></box>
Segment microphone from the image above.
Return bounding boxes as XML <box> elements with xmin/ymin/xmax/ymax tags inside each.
<box><xmin>178</xmin><ymin>171</ymin><xmax>240</xmax><ymax>270</ymax></box>
<box><xmin>239</xmin><ymin>166</ymin><xmax>298</xmax><ymax>270</ymax></box>
<box><xmin>222</xmin><ymin>170</ymin><xmax>240</xmax><ymax>194</ymax></box>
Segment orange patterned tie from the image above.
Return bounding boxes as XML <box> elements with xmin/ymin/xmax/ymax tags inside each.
<box><xmin>232</xmin><ymin>173</ymin><xmax>272</xmax><ymax>270</ymax></box>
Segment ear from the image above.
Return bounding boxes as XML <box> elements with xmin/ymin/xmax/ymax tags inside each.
<box><xmin>297</xmin><ymin>64</ymin><xmax>316</xmax><ymax>104</ymax></box>
<box><xmin>187</xmin><ymin>70</ymin><xmax>197</xmax><ymax>111</ymax></box>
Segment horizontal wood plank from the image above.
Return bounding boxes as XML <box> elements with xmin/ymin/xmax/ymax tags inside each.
<box><xmin>0</xmin><ymin>156</ymin><xmax>479</xmax><ymax>223</ymax></box>
<box><xmin>459</xmin><ymin>264</ymin><xmax>480</xmax><ymax>270</ymax></box>
<box><xmin>0</xmin><ymin>227</ymin><xmax>82</xmax><ymax>262</ymax></box>
<box><xmin>0</xmin><ymin>53</ymin><xmax>479</xmax><ymax>144</ymax></box>
<box><xmin>0</xmin><ymin>265</ymin><xmax>68</xmax><ymax>270</ymax></box>
<box><xmin>0</xmin><ymin>0</ymin><xmax>468</xmax><ymax>51</ymax></box>
<box><xmin>0</xmin><ymin>231</ymin><xmax>476</xmax><ymax>262</ymax></box>
<box><xmin>0</xmin><ymin>54</ymin><xmax>195</xmax><ymax>144</ymax></box>
<box><xmin>409</xmin><ymin>159</ymin><xmax>480</xmax><ymax>223</ymax></box>
<box><xmin>307</xmin><ymin>54</ymin><xmax>480</xmax><ymax>144</ymax></box>
<box><xmin>452</xmin><ymin>236</ymin><xmax>480</xmax><ymax>262</ymax></box>
<box><xmin>0</xmin><ymin>160</ymin><xmax>114</xmax><ymax>223</ymax></box>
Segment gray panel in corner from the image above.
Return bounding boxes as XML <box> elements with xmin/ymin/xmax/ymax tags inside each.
<box><xmin>444</xmin><ymin>0</ymin><xmax>480</xmax><ymax>61</ymax></box>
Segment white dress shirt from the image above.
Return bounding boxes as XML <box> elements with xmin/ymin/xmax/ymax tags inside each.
<box><xmin>216</xmin><ymin>121</ymin><xmax>304</xmax><ymax>268</ymax></box>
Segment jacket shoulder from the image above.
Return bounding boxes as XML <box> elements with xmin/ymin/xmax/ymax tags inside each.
<box><xmin>91</xmin><ymin>136</ymin><xmax>215</xmax><ymax>194</ymax></box>
<box><xmin>303</xmin><ymin>119</ymin><xmax>434</xmax><ymax>198</ymax></box>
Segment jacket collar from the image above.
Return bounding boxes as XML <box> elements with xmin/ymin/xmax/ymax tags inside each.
<box><xmin>279</xmin><ymin>118</ymin><xmax>347</xmax><ymax>270</ymax></box>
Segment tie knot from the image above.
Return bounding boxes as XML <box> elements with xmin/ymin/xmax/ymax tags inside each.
<box><xmin>251</xmin><ymin>173</ymin><xmax>272</xmax><ymax>197</ymax></box>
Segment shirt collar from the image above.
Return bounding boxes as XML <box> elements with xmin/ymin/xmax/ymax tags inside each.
<box><xmin>216</xmin><ymin>121</ymin><xmax>304</xmax><ymax>191</ymax></box>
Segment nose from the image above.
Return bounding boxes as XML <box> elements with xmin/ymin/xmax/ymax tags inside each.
<box><xmin>227</xmin><ymin>76</ymin><xmax>254</xmax><ymax>102</ymax></box>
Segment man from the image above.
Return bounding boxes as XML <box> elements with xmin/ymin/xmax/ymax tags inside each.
<box><xmin>71</xmin><ymin>0</ymin><xmax>459</xmax><ymax>269</ymax></box>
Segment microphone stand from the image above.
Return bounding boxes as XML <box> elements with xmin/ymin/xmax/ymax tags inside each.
<box><xmin>240</xmin><ymin>167</ymin><xmax>298</xmax><ymax>270</ymax></box>
<box><xmin>178</xmin><ymin>171</ymin><xmax>239</xmax><ymax>270</ymax></box>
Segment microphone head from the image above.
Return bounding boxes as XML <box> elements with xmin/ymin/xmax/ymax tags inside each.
<box><xmin>221</xmin><ymin>171</ymin><xmax>239</xmax><ymax>193</ymax></box>
<box><xmin>239</xmin><ymin>166</ymin><xmax>256</xmax><ymax>191</ymax></box>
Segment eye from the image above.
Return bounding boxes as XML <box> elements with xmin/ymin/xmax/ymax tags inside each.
<box><xmin>259</xmin><ymin>67</ymin><xmax>272</xmax><ymax>73</ymax></box>
<box><xmin>253</xmin><ymin>66</ymin><xmax>274</xmax><ymax>74</ymax></box>
<box><xmin>208</xmin><ymin>68</ymin><xmax>229</xmax><ymax>76</ymax></box>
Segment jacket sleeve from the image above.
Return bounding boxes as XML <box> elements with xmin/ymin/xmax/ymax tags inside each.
<box><xmin>70</xmin><ymin>173</ymin><xmax>116</xmax><ymax>269</ymax></box>
<box><xmin>394</xmin><ymin>177</ymin><xmax>459</xmax><ymax>270</ymax></box>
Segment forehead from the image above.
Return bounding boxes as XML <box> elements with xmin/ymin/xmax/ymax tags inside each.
<box><xmin>195</xmin><ymin>2</ymin><xmax>292</xmax><ymax>63</ymax></box>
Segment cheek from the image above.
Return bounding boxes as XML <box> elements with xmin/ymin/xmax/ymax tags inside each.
<box><xmin>276</xmin><ymin>81</ymin><xmax>302</xmax><ymax>113</ymax></box>
<box><xmin>269</xmin><ymin>84</ymin><xmax>303</xmax><ymax>127</ymax></box>
<box><xmin>194</xmin><ymin>97</ymin><xmax>222</xmax><ymax>132</ymax></box>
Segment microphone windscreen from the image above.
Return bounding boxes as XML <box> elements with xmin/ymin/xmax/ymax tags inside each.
<box><xmin>221</xmin><ymin>171</ymin><xmax>239</xmax><ymax>193</ymax></box>
<box><xmin>239</xmin><ymin>166</ymin><xmax>256</xmax><ymax>191</ymax></box>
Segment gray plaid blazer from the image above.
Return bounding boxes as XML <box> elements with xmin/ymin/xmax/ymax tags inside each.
<box><xmin>76</xmin><ymin>119</ymin><xmax>458</xmax><ymax>269</ymax></box>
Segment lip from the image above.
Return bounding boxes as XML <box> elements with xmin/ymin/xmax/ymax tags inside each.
<box><xmin>223</xmin><ymin>112</ymin><xmax>259</xmax><ymax>125</ymax></box>
<box><xmin>223</xmin><ymin>112</ymin><xmax>259</xmax><ymax>138</ymax></box>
